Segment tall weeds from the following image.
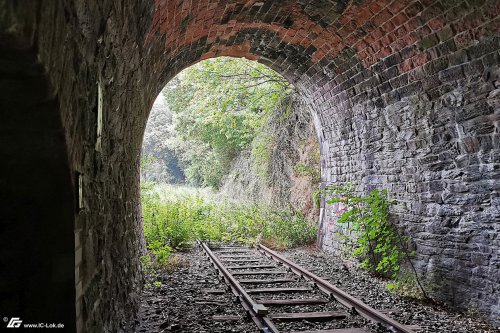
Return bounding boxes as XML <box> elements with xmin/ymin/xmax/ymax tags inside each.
<box><xmin>141</xmin><ymin>183</ymin><xmax>317</xmax><ymax>264</ymax></box>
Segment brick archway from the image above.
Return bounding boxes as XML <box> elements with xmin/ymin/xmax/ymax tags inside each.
<box><xmin>1</xmin><ymin>1</ymin><xmax>499</xmax><ymax>331</ymax></box>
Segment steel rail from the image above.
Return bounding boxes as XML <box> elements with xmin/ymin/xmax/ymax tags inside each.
<box><xmin>257</xmin><ymin>244</ymin><xmax>415</xmax><ymax>333</ymax></box>
<box><xmin>199</xmin><ymin>241</ymin><xmax>280</xmax><ymax>333</ymax></box>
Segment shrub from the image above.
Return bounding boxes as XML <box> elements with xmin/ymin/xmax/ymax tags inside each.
<box><xmin>141</xmin><ymin>184</ymin><xmax>317</xmax><ymax>264</ymax></box>
<box><xmin>324</xmin><ymin>184</ymin><xmax>405</xmax><ymax>277</ymax></box>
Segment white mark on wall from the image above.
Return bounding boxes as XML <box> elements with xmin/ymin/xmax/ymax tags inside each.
<box><xmin>95</xmin><ymin>80</ymin><xmax>103</xmax><ymax>152</ymax></box>
<box><xmin>78</xmin><ymin>173</ymin><xmax>84</xmax><ymax>210</ymax></box>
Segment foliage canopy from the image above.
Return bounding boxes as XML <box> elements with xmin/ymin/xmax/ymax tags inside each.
<box><xmin>162</xmin><ymin>57</ymin><xmax>291</xmax><ymax>188</ymax></box>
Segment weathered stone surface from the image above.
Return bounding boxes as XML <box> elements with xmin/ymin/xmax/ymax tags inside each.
<box><xmin>219</xmin><ymin>95</ymin><xmax>320</xmax><ymax>223</ymax></box>
<box><xmin>0</xmin><ymin>0</ymin><xmax>499</xmax><ymax>331</ymax></box>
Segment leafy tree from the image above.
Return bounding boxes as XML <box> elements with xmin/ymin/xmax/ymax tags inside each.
<box><xmin>142</xmin><ymin>95</ymin><xmax>185</xmax><ymax>183</ymax></box>
<box><xmin>162</xmin><ymin>57</ymin><xmax>291</xmax><ymax>188</ymax></box>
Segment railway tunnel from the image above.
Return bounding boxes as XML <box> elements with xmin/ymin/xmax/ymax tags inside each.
<box><xmin>0</xmin><ymin>0</ymin><xmax>499</xmax><ymax>331</ymax></box>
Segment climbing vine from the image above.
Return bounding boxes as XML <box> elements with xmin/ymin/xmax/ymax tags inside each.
<box><xmin>324</xmin><ymin>184</ymin><xmax>428</xmax><ymax>297</ymax></box>
<box><xmin>325</xmin><ymin>184</ymin><xmax>407</xmax><ymax>277</ymax></box>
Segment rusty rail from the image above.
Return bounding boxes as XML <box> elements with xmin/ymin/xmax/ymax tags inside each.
<box><xmin>199</xmin><ymin>241</ymin><xmax>280</xmax><ymax>333</ymax></box>
<box><xmin>257</xmin><ymin>244</ymin><xmax>415</xmax><ymax>333</ymax></box>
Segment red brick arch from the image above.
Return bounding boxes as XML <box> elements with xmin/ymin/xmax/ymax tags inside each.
<box><xmin>146</xmin><ymin>1</ymin><xmax>496</xmax><ymax>72</ymax></box>
<box><xmin>142</xmin><ymin>0</ymin><xmax>499</xmax><ymax>130</ymax></box>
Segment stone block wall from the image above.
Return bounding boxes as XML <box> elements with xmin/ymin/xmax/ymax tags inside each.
<box><xmin>144</xmin><ymin>0</ymin><xmax>499</xmax><ymax>321</ymax></box>
<box><xmin>1</xmin><ymin>1</ymin><xmax>152</xmax><ymax>331</ymax></box>
<box><xmin>1</xmin><ymin>0</ymin><xmax>498</xmax><ymax>331</ymax></box>
<box><xmin>32</xmin><ymin>2</ymin><xmax>152</xmax><ymax>331</ymax></box>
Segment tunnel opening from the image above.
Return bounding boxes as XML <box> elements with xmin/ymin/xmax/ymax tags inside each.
<box><xmin>139</xmin><ymin>56</ymin><xmax>322</xmax><ymax>259</ymax></box>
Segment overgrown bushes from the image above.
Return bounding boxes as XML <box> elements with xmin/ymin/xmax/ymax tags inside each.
<box><xmin>325</xmin><ymin>184</ymin><xmax>406</xmax><ymax>277</ymax></box>
<box><xmin>141</xmin><ymin>183</ymin><xmax>317</xmax><ymax>265</ymax></box>
<box><xmin>324</xmin><ymin>184</ymin><xmax>427</xmax><ymax>297</ymax></box>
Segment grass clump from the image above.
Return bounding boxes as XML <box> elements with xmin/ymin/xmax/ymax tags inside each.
<box><xmin>141</xmin><ymin>183</ymin><xmax>317</xmax><ymax>265</ymax></box>
<box><xmin>293</xmin><ymin>162</ymin><xmax>321</xmax><ymax>183</ymax></box>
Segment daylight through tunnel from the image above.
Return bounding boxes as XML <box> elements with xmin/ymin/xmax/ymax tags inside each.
<box><xmin>0</xmin><ymin>0</ymin><xmax>499</xmax><ymax>331</ymax></box>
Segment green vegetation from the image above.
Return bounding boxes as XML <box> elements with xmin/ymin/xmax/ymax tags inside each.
<box><xmin>323</xmin><ymin>183</ymin><xmax>427</xmax><ymax>297</ymax></box>
<box><xmin>251</xmin><ymin>133</ymin><xmax>274</xmax><ymax>179</ymax></box>
<box><xmin>293</xmin><ymin>162</ymin><xmax>321</xmax><ymax>183</ymax></box>
<box><xmin>141</xmin><ymin>57</ymin><xmax>320</xmax><ymax>271</ymax></box>
<box><xmin>141</xmin><ymin>183</ymin><xmax>317</xmax><ymax>266</ymax></box>
<box><xmin>324</xmin><ymin>184</ymin><xmax>407</xmax><ymax>277</ymax></box>
<box><xmin>161</xmin><ymin>57</ymin><xmax>291</xmax><ymax>188</ymax></box>
<box><xmin>313</xmin><ymin>189</ymin><xmax>322</xmax><ymax>208</ymax></box>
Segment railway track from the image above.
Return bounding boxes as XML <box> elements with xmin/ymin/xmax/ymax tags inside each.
<box><xmin>199</xmin><ymin>241</ymin><xmax>418</xmax><ymax>333</ymax></box>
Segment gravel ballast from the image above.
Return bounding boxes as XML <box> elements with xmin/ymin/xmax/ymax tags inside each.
<box><xmin>136</xmin><ymin>245</ymin><xmax>499</xmax><ymax>333</ymax></box>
